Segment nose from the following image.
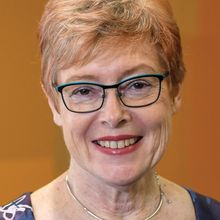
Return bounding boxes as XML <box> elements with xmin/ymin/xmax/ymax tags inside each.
<box><xmin>99</xmin><ymin>90</ymin><xmax>132</xmax><ymax>128</ymax></box>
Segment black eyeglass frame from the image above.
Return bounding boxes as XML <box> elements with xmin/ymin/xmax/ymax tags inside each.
<box><xmin>55</xmin><ymin>72</ymin><xmax>169</xmax><ymax>113</ymax></box>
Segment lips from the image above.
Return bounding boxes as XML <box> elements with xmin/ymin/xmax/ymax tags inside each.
<box><xmin>93</xmin><ymin>136</ymin><xmax>142</xmax><ymax>149</ymax></box>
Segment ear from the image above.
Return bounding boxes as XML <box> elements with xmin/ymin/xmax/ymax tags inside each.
<box><xmin>171</xmin><ymin>83</ymin><xmax>182</xmax><ymax>114</ymax></box>
<box><xmin>41</xmin><ymin>84</ymin><xmax>63</xmax><ymax>126</ymax></box>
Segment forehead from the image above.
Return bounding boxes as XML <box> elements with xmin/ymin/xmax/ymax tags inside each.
<box><xmin>56</xmin><ymin>41</ymin><xmax>164</xmax><ymax>84</ymax></box>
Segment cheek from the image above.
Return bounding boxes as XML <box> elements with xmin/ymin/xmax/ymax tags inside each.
<box><xmin>152</xmin><ymin>113</ymin><xmax>172</xmax><ymax>151</ymax></box>
<box><xmin>146</xmin><ymin>100</ymin><xmax>173</xmax><ymax>165</ymax></box>
<box><xmin>135</xmin><ymin>95</ymin><xmax>172</xmax><ymax>134</ymax></box>
<box><xmin>150</xmin><ymin>115</ymin><xmax>172</xmax><ymax>167</ymax></box>
<box><xmin>60</xmin><ymin>112</ymin><xmax>95</xmax><ymax>155</ymax></box>
<box><xmin>143</xmin><ymin>109</ymin><xmax>171</xmax><ymax>150</ymax></box>
<box><xmin>133</xmin><ymin>96</ymin><xmax>172</xmax><ymax>162</ymax></box>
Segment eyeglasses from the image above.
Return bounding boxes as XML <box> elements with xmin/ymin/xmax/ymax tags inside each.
<box><xmin>55</xmin><ymin>72</ymin><xmax>169</xmax><ymax>113</ymax></box>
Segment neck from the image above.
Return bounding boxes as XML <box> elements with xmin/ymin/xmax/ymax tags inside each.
<box><xmin>66</xmin><ymin>163</ymin><xmax>161</xmax><ymax>219</ymax></box>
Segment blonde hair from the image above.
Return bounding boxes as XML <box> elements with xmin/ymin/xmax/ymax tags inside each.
<box><xmin>39</xmin><ymin>0</ymin><xmax>185</xmax><ymax>96</ymax></box>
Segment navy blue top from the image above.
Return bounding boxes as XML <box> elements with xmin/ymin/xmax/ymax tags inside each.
<box><xmin>0</xmin><ymin>189</ymin><xmax>219</xmax><ymax>220</ymax></box>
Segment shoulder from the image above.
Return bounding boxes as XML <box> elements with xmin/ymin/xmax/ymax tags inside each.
<box><xmin>159</xmin><ymin>177</ymin><xmax>220</xmax><ymax>220</ymax></box>
<box><xmin>187</xmin><ymin>189</ymin><xmax>220</xmax><ymax>220</ymax></box>
<box><xmin>159</xmin><ymin>177</ymin><xmax>197</xmax><ymax>219</ymax></box>
<box><xmin>0</xmin><ymin>193</ymin><xmax>34</xmax><ymax>220</ymax></box>
<box><xmin>31</xmin><ymin>174</ymin><xmax>69</xmax><ymax>220</ymax></box>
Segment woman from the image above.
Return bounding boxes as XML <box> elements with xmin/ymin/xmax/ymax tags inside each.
<box><xmin>0</xmin><ymin>0</ymin><xmax>219</xmax><ymax>219</ymax></box>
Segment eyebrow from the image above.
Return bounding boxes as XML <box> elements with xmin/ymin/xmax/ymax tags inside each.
<box><xmin>63</xmin><ymin>64</ymin><xmax>155</xmax><ymax>83</ymax></box>
<box><xmin>119</xmin><ymin>64</ymin><xmax>155</xmax><ymax>81</ymax></box>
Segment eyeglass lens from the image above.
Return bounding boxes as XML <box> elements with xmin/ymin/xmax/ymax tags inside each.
<box><xmin>60</xmin><ymin>76</ymin><xmax>162</xmax><ymax>113</ymax></box>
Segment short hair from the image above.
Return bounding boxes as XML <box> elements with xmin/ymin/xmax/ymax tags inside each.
<box><xmin>39</xmin><ymin>0</ymin><xmax>185</xmax><ymax>97</ymax></box>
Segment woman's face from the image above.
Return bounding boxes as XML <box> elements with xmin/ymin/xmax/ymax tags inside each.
<box><xmin>50</xmin><ymin>42</ymin><xmax>180</xmax><ymax>186</ymax></box>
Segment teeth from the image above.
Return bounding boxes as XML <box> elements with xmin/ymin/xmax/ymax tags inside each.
<box><xmin>125</xmin><ymin>139</ymin><xmax>130</xmax><ymax>147</ymax></box>
<box><xmin>105</xmin><ymin>141</ymin><xmax>110</xmax><ymax>148</ymax></box>
<box><xmin>110</xmin><ymin>141</ymin><xmax>117</xmax><ymax>149</ymax></box>
<box><xmin>118</xmin><ymin>140</ymin><xmax>125</xmax><ymax>149</ymax></box>
<box><xmin>129</xmin><ymin>138</ymin><xmax>135</xmax><ymax>145</ymax></box>
<box><xmin>97</xmin><ymin>138</ymin><xmax>139</xmax><ymax>149</ymax></box>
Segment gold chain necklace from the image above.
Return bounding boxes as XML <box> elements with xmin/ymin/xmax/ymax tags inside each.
<box><xmin>65</xmin><ymin>175</ymin><xmax>164</xmax><ymax>220</ymax></box>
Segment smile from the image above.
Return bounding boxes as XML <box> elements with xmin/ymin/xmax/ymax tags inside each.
<box><xmin>93</xmin><ymin>137</ymin><xmax>142</xmax><ymax>149</ymax></box>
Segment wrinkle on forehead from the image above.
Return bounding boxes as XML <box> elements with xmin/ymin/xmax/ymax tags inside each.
<box><xmin>64</xmin><ymin>36</ymin><xmax>160</xmax><ymax>70</ymax></box>
<box><xmin>56</xmin><ymin>40</ymin><xmax>163</xmax><ymax>83</ymax></box>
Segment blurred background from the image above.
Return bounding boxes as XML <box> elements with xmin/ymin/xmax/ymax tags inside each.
<box><xmin>0</xmin><ymin>0</ymin><xmax>220</xmax><ymax>204</ymax></box>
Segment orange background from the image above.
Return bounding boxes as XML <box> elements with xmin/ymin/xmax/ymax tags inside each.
<box><xmin>0</xmin><ymin>0</ymin><xmax>220</xmax><ymax>204</ymax></box>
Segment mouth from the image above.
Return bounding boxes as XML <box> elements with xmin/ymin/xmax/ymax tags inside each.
<box><xmin>92</xmin><ymin>136</ymin><xmax>143</xmax><ymax>149</ymax></box>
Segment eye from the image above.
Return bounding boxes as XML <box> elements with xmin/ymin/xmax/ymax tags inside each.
<box><xmin>62</xmin><ymin>84</ymin><xmax>103</xmax><ymax>103</ymax></box>
<box><xmin>119</xmin><ymin>78</ymin><xmax>156</xmax><ymax>98</ymax></box>
<box><xmin>69</xmin><ymin>86</ymin><xmax>98</xmax><ymax>99</ymax></box>
<box><xmin>128</xmin><ymin>80</ymin><xmax>151</xmax><ymax>90</ymax></box>
<box><xmin>130</xmin><ymin>81</ymin><xmax>150</xmax><ymax>89</ymax></box>
<box><xmin>72</xmin><ymin>87</ymin><xmax>91</xmax><ymax>96</ymax></box>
